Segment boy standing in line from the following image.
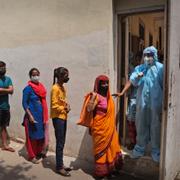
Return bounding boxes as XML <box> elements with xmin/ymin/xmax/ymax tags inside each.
<box><xmin>0</xmin><ymin>61</ymin><xmax>15</xmax><ymax>152</ymax></box>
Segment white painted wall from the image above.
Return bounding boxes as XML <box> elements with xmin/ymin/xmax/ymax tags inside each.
<box><xmin>0</xmin><ymin>0</ymin><xmax>114</xmax><ymax>162</ymax></box>
<box><xmin>163</xmin><ymin>0</ymin><xmax>180</xmax><ymax>179</ymax></box>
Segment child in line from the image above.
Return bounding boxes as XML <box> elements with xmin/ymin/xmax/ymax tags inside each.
<box><xmin>50</xmin><ymin>67</ymin><xmax>72</xmax><ymax>176</ymax></box>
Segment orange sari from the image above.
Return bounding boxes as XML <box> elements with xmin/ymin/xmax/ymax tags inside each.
<box><xmin>78</xmin><ymin>93</ymin><xmax>123</xmax><ymax>177</ymax></box>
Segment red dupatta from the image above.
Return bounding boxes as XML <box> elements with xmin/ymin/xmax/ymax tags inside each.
<box><xmin>28</xmin><ymin>81</ymin><xmax>48</xmax><ymax>124</ymax></box>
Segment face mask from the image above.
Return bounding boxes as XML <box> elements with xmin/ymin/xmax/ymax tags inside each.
<box><xmin>99</xmin><ymin>86</ymin><xmax>108</xmax><ymax>97</ymax></box>
<box><xmin>0</xmin><ymin>67</ymin><xmax>6</xmax><ymax>76</ymax></box>
<box><xmin>63</xmin><ymin>77</ymin><xmax>69</xmax><ymax>83</ymax></box>
<box><xmin>98</xmin><ymin>80</ymin><xmax>109</xmax><ymax>97</ymax></box>
<box><xmin>31</xmin><ymin>76</ymin><xmax>40</xmax><ymax>83</ymax></box>
<box><xmin>144</xmin><ymin>56</ymin><xmax>153</xmax><ymax>66</ymax></box>
<box><xmin>0</xmin><ymin>70</ymin><xmax>6</xmax><ymax>76</ymax></box>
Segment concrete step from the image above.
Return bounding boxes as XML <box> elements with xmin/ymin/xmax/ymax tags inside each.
<box><xmin>174</xmin><ymin>172</ymin><xmax>180</xmax><ymax>180</ymax></box>
<box><xmin>121</xmin><ymin>147</ymin><xmax>159</xmax><ymax>180</ymax></box>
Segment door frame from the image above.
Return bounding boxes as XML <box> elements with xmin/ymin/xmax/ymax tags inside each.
<box><xmin>113</xmin><ymin>1</ymin><xmax>169</xmax><ymax>180</ymax></box>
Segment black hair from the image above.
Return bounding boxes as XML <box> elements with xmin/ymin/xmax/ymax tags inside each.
<box><xmin>0</xmin><ymin>61</ymin><xmax>6</xmax><ymax>67</ymax></box>
<box><xmin>53</xmin><ymin>67</ymin><xmax>68</xmax><ymax>84</ymax></box>
<box><xmin>29</xmin><ymin>68</ymin><xmax>40</xmax><ymax>78</ymax></box>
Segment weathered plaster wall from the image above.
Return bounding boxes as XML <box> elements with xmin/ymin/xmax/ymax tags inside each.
<box><xmin>0</xmin><ymin>0</ymin><xmax>114</xmax><ymax>162</ymax></box>
<box><xmin>164</xmin><ymin>0</ymin><xmax>180</xmax><ymax>179</ymax></box>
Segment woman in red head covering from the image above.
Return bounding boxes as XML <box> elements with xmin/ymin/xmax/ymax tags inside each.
<box><xmin>78</xmin><ymin>75</ymin><xmax>123</xmax><ymax>178</ymax></box>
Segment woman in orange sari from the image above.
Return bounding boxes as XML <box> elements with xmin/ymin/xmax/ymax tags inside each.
<box><xmin>78</xmin><ymin>75</ymin><xmax>123</xmax><ymax>178</ymax></box>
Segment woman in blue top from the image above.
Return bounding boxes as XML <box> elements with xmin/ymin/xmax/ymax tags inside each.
<box><xmin>22</xmin><ymin>68</ymin><xmax>49</xmax><ymax>164</ymax></box>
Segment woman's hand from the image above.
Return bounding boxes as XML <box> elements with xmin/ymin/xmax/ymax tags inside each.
<box><xmin>138</xmin><ymin>72</ymin><xmax>144</xmax><ymax>78</ymax></box>
<box><xmin>118</xmin><ymin>92</ymin><xmax>124</xmax><ymax>96</ymax></box>
<box><xmin>87</xmin><ymin>101</ymin><xmax>95</xmax><ymax>112</ymax></box>
<box><xmin>29</xmin><ymin>115</ymin><xmax>37</xmax><ymax>124</ymax></box>
<box><xmin>112</xmin><ymin>92</ymin><xmax>123</xmax><ymax>97</ymax></box>
<box><xmin>26</xmin><ymin>108</ymin><xmax>37</xmax><ymax>124</ymax></box>
<box><xmin>87</xmin><ymin>92</ymin><xmax>97</xmax><ymax>112</ymax></box>
<box><xmin>65</xmin><ymin>103</ymin><xmax>71</xmax><ymax>113</ymax></box>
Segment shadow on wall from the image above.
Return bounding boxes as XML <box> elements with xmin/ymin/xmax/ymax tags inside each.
<box><xmin>0</xmin><ymin>159</ymin><xmax>34</xmax><ymax>179</ymax></box>
<box><xmin>70</xmin><ymin>128</ymin><xmax>94</xmax><ymax>176</ymax></box>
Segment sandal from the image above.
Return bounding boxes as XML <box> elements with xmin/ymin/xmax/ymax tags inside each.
<box><xmin>63</xmin><ymin>165</ymin><xmax>73</xmax><ymax>171</ymax></box>
<box><xmin>56</xmin><ymin>168</ymin><xmax>71</xmax><ymax>176</ymax></box>
<box><xmin>36</xmin><ymin>153</ymin><xmax>47</xmax><ymax>160</ymax></box>
<box><xmin>30</xmin><ymin>157</ymin><xmax>41</xmax><ymax>164</ymax></box>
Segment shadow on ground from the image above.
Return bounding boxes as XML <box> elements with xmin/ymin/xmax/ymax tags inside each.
<box><xmin>0</xmin><ymin>160</ymin><xmax>35</xmax><ymax>180</ymax></box>
<box><xmin>69</xmin><ymin>129</ymin><xmax>94</xmax><ymax>176</ymax></box>
<box><xmin>41</xmin><ymin>155</ymin><xmax>56</xmax><ymax>173</ymax></box>
<box><xmin>18</xmin><ymin>145</ymin><xmax>57</xmax><ymax>173</ymax></box>
<box><xmin>18</xmin><ymin>145</ymin><xmax>28</xmax><ymax>161</ymax></box>
<box><xmin>68</xmin><ymin>129</ymin><xmax>144</xmax><ymax>180</ymax></box>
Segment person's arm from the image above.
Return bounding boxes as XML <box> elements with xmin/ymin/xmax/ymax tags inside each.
<box><xmin>0</xmin><ymin>85</ymin><xmax>13</xmax><ymax>95</ymax></box>
<box><xmin>118</xmin><ymin>80</ymin><xmax>132</xmax><ymax>96</ymax></box>
<box><xmin>0</xmin><ymin>77</ymin><xmax>14</xmax><ymax>95</ymax></box>
<box><xmin>25</xmin><ymin>108</ymin><xmax>37</xmax><ymax>124</ymax></box>
<box><xmin>87</xmin><ymin>92</ymin><xmax>98</xmax><ymax>112</ymax></box>
<box><xmin>22</xmin><ymin>87</ymin><xmax>36</xmax><ymax>124</ymax></box>
<box><xmin>87</xmin><ymin>92</ymin><xmax>98</xmax><ymax>136</ymax></box>
<box><xmin>129</xmin><ymin>65</ymin><xmax>144</xmax><ymax>87</ymax></box>
<box><xmin>112</xmin><ymin>80</ymin><xmax>132</xmax><ymax>97</ymax></box>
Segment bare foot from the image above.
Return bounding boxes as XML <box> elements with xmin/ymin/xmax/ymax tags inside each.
<box><xmin>1</xmin><ymin>146</ymin><xmax>15</xmax><ymax>152</ymax></box>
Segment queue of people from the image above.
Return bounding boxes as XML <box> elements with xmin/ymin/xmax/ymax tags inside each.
<box><xmin>0</xmin><ymin>45</ymin><xmax>163</xmax><ymax>179</ymax></box>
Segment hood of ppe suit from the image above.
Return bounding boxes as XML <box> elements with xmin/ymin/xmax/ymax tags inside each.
<box><xmin>143</xmin><ymin>46</ymin><xmax>158</xmax><ymax>62</ymax></box>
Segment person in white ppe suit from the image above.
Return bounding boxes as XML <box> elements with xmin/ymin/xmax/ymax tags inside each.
<box><xmin>130</xmin><ymin>46</ymin><xmax>163</xmax><ymax>162</ymax></box>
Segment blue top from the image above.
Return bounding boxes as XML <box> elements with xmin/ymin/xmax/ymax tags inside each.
<box><xmin>0</xmin><ymin>76</ymin><xmax>13</xmax><ymax>110</ymax></box>
<box><xmin>22</xmin><ymin>85</ymin><xmax>44</xmax><ymax>140</ymax></box>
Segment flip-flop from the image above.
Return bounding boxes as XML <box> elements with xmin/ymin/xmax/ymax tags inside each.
<box><xmin>30</xmin><ymin>158</ymin><xmax>41</xmax><ymax>164</ymax></box>
<box><xmin>1</xmin><ymin>146</ymin><xmax>15</xmax><ymax>152</ymax></box>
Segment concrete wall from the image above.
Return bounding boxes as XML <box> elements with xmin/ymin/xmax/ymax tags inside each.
<box><xmin>0</xmin><ymin>0</ymin><xmax>114</xmax><ymax>162</ymax></box>
<box><xmin>163</xmin><ymin>0</ymin><xmax>180</xmax><ymax>179</ymax></box>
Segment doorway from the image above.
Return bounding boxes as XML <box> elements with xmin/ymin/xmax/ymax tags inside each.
<box><xmin>118</xmin><ymin>11</ymin><xmax>164</xmax><ymax>146</ymax></box>
<box><xmin>115</xmin><ymin>9</ymin><xmax>166</xmax><ymax>180</ymax></box>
